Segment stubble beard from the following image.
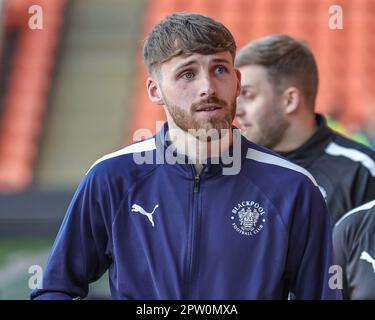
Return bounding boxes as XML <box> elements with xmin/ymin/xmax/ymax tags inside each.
<box><xmin>165</xmin><ymin>96</ymin><xmax>236</xmax><ymax>141</ymax></box>
<box><xmin>246</xmin><ymin>101</ymin><xmax>289</xmax><ymax>150</ymax></box>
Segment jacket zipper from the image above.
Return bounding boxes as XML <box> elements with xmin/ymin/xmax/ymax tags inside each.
<box><xmin>186</xmin><ymin>170</ymin><xmax>201</xmax><ymax>298</ymax></box>
<box><xmin>194</xmin><ymin>174</ymin><xmax>200</xmax><ymax>193</ymax></box>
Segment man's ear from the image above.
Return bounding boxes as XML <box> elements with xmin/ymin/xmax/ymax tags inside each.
<box><xmin>235</xmin><ymin>69</ymin><xmax>241</xmax><ymax>97</ymax></box>
<box><xmin>282</xmin><ymin>87</ymin><xmax>300</xmax><ymax>114</ymax></box>
<box><xmin>147</xmin><ymin>77</ymin><xmax>164</xmax><ymax>105</ymax></box>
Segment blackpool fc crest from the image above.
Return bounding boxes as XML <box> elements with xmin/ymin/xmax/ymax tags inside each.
<box><xmin>231</xmin><ymin>201</ymin><xmax>266</xmax><ymax>236</ymax></box>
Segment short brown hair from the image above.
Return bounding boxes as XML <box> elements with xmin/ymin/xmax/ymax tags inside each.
<box><xmin>235</xmin><ymin>34</ymin><xmax>318</xmax><ymax>109</ymax></box>
<box><xmin>143</xmin><ymin>12</ymin><xmax>236</xmax><ymax>75</ymax></box>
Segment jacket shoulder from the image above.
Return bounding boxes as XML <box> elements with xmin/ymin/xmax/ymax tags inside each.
<box><xmin>335</xmin><ymin>199</ymin><xmax>375</xmax><ymax>231</ymax></box>
<box><xmin>85</xmin><ymin>137</ymin><xmax>157</xmax><ymax>180</ymax></box>
<box><xmin>244</xmin><ymin>140</ymin><xmax>318</xmax><ymax>187</ymax></box>
<box><xmin>325</xmin><ymin>132</ymin><xmax>375</xmax><ymax>175</ymax></box>
<box><xmin>328</xmin><ymin>130</ymin><xmax>375</xmax><ymax>157</ymax></box>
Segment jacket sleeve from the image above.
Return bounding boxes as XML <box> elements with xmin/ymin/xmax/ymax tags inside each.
<box><xmin>286</xmin><ymin>181</ymin><xmax>342</xmax><ymax>300</ymax></box>
<box><xmin>30</xmin><ymin>170</ymin><xmax>112</xmax><ymax>300</ymax></box>
<box><xmin>351</xmin><ymin>163</ymin><xmax>375</xmax><ymax>209</ymax></box>
<box><xmin>333</xmin><ymin>219</ymin><xmax>351</xmax><ymax>299</ymax></box>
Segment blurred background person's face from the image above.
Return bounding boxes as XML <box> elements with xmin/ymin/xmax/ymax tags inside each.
<box><xmin>236</xmin><ymin>65</ymin><xmax>289</xmax><ymax>149</ymax></box>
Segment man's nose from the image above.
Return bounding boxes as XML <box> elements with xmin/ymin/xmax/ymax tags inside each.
<box><xmin>199</xmin><ymin>75</ymin><xmax>216</xmax><ymax>97</ymax></box>
<box><xmin>235</xmin><ymin>100</ymin><xmax>245</xmax><ymax>117</ymax></box>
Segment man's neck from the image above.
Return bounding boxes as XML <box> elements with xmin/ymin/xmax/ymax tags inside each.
<box><xmin>166</xmin><ymin>122</ymin><xmax>233</xmax><ymax>168</ymax></box>
<box><xmin>273</xmin><ymin>114</ymin><xmax>317</xmax><ymax>153</ymax></box>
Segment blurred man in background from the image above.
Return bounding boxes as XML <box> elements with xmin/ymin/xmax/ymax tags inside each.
<box><xmin>235</xmin><ymin>34</ymin><xmax>375</xmax><ymax>225</ymax></box>
<box><xmin>334</xmin><ymin>199</ymin><xmax>375</xmax><ymax>299</ymax></box>
<box><xmin>31</xmin><ymin>14</ymin><xmax>338</xmax><ymax>300</ymax></box>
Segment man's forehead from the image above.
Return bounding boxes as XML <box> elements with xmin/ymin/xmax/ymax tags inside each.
<box><xmin>166</xmin><ymin>51</ymin><xmax>233</xmax><ymax>69</ymax></box>
<box><xmin>239</xmin><ymin>65</ymin><xmax>268</xmax><ymax>76</ymax></box>
<box><xmin>239</xmin><ymin>65</ymin><xmax>270</xmax><ymax>87</ymax></box>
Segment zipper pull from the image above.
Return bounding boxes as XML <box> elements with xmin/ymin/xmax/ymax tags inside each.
<box><xmin>194</xmin><ymin>175</ymin><xmax>200</xmax><ymax>193</ymax></box>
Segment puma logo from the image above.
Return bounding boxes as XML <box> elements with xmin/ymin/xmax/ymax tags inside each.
<box><xmin>131</xmin><ymin>204</ymin><xmax>159</xmax><ymax>227</ymax></box>
<box><xmin>360</xmin><ymin>251</ymin><xmax>375</xmax><ymax>273</ymax></box>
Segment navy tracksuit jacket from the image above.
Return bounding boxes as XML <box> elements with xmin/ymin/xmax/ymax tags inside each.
<box><xmin>31</xmin><ymin>123</ymin><xmax>340</xmax><ymax>300</ymax></box>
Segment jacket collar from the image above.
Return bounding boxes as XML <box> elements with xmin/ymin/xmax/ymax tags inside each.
<box><xmin>279</xmin><ymin>113</ymin><xmax>334</xmax><ymax>167</ymax></box>
<box><xmin>155</xmin><ymin>122</ymin><xmax>248</xmax><ymax>176</ymax></box>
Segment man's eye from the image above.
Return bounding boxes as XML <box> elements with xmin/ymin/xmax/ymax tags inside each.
<box><xmin>181</xmin><ymin>72</ymin><xmax>194</xmax><ymax>80</ymax></box>
<box><xmin>215</xmin><ymin>65</ymin><xmax>227</xmax><ymax>74</ymax></box>
<box><xmin>241</xmin><ymin>91</ymin><xmax>255</xmax><ymax>100</ymax></box>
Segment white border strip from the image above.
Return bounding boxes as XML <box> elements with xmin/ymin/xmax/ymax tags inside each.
<box><xmin>335</xmin><ymin>199</ymin><xmax>375</xmax><ymax>227</ymax></box>
<box><xmin>246</xmin><ymin>148</ymin><xmax>317</xmax><ymax>186</ymax></box>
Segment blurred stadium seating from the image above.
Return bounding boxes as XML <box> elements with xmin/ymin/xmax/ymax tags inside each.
<box><xmin>130</xmin><ymin>0</ymin><xmax>375</xmax><ymax>140</ymax></box>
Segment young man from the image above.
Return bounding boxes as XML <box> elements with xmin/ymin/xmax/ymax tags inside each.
<box><xmin>235</xmin><ymin>34</ymin><xmax>375</xmax><ymax>225</ymax></box>
<box><xmin>31</xmin><ymin>14</ymin><xmax>339</xmax><ymax>300</ymax></box>
<box><xmin>334</xmin><ymin>199</ymin><xmax>375</xmax><ymax>299</ymax></box>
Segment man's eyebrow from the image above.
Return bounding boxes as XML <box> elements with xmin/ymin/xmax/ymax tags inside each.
<box><xmin>241</xmin><ymin>84</ymin><xmax>255</xmax><ymax>90</ymax></box>
<box><xmin>173</xmin><ymin>57</ymin><xmax>232</xmax><ymax>73</ymax></box>
<box><xmin>211</xmin><ymin>58</ymin><xmax>231</xmax><ymax>65</ymax></box>
<box><xmin>174</xmin><ymin>60</ymin><xmax>197</xmax><ymax>73</ymax></box>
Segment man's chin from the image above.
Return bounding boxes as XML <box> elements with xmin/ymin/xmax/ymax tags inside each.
<box><xmin>203</xmin><ymin>117</ymin><xmax>232</xmax><ymax>129</ymax></box>
<box><xmin>242</xmin><ymin>133</ymin><xmax>263</xmax><ymax>146</ymax></box>
<box><xmin>240</xmin><ymin>131</ymin><xmax>252</xmax><ymax>140</ymax></box>
<box><xmin>193</xmin><ymin>124</ymin><xmax>232</xmax><ymax>141</ymax></box>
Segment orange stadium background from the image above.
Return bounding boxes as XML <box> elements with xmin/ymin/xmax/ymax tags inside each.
<box><xmin>0</xmin><ymin>0</ymin><xmax>374</xmax><ymax>299</ymax></box>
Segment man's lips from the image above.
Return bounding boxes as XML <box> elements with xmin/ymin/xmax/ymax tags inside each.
<box><xmin>239</xmin><ymin>123</ymin><xmax>252</xmax><ymax>130</ymax></box>
<box><xmin>196</xmin><ymin>104</ymin><xmax>223</xmax><ymax>112</ymax></box>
